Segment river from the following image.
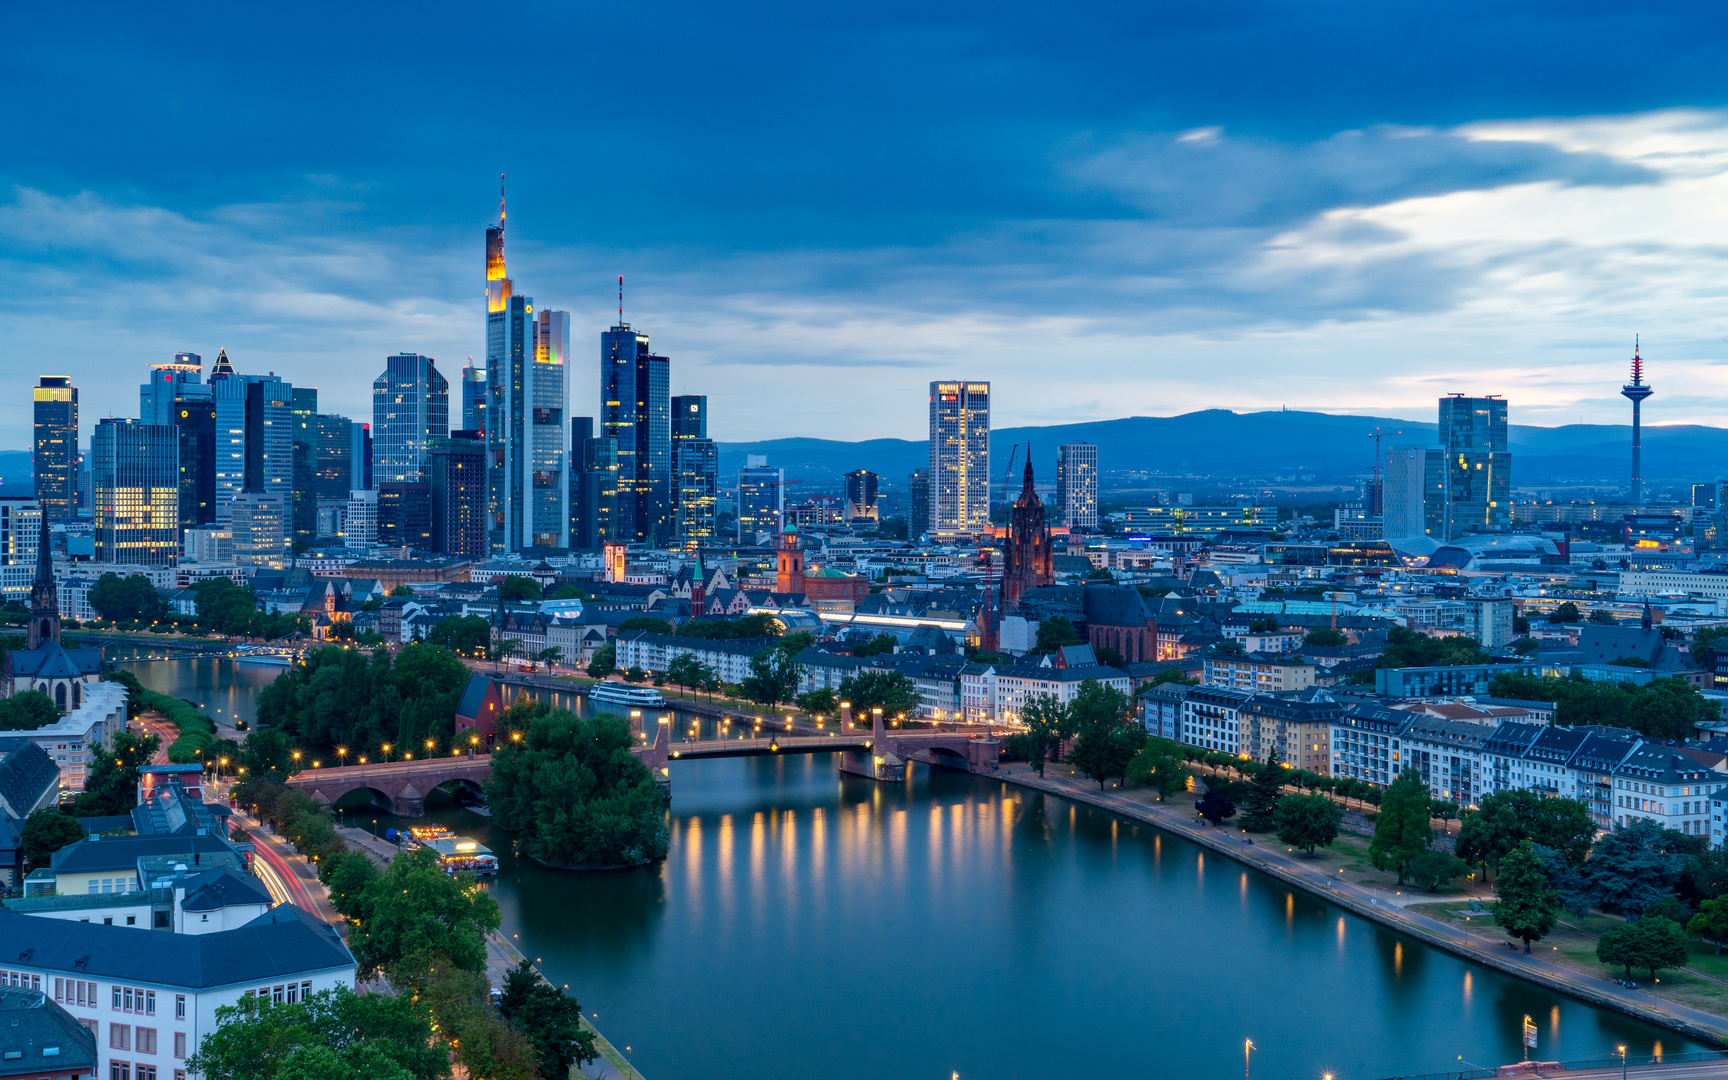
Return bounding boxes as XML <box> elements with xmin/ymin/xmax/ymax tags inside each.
<box><xmin>111</xmin><ymin>645</ymin><xmax>1709</xmax><ymax>1080</ymax></box>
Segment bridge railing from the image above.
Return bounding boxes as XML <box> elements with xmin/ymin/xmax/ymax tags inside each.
<box><xmin>1373</xmin><ymin>1048</ymin><xmax>1728</xmax><ymax>1080</ymax></box>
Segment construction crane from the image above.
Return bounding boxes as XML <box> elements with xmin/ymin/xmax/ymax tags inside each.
<box><xmin>1366</xmin><ymin>427</ymin><xmax>1401</xmax><ymax>515</ymax></box>
<box><xmin>995</xmin><ymin>443</ymin><xmax>1020</xmax><ymax>526</ymax></box>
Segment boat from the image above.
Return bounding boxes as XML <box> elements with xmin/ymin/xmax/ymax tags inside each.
<box><xmin>233</xmin><ymin>646</ymin><xmax>295</xmax><ymax>667</ymax></box>
<box><xmin>401</xmin><ymin>825</ymin><xmax>497</xmax><ymax>875</ymax></box>
<box><xmin>588</xmin><ymin>683</ymin><xmax>666</xmax><ymax>708</ymax></box>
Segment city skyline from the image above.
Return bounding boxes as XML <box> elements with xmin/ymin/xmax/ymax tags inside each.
<box><xmin>4</xmin><ymin>7</ymin><xmax>1728</xmax><ymax>444</ymax></box>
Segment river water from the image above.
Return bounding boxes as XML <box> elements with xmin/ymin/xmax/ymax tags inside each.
<box><xmin>111</xmin><ymin>646</ymin><xmax>1709</xmax><ymax>1080</ymax></box>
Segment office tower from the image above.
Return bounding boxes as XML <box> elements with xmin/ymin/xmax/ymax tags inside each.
<box><xmin>357</xmin><ymin>423</ymin><xmax>373</xmax><ymax>490</ymax></box>
<box><xmin>1693</xmin><ymin>483</ymin><xmax>1718</xmax><ymax>512</ymax></box>
<box><xmin>429</xmin><ymin>433</ymin><xmax>486</xmax><ymax>557</ymax></box>
<box><xmin>928</xmin><ymin>381</ymin><xmax>990</xmax><ymax>536</ymax></box>
<box><xmin>378</xmin><ymin>482</ymin><xmax>432</xmax><ymax>550</ymax></box>
<box><xmin>208</xmin><ymin>351</ymin><xmax>294</xmax><ymax>520</ymax></box>
<box><xmin>1622</xmin><ymin>341</ymin><xmax>1653</xmax><ymax>505</ymax></box>
<box><xmin>182</xmin><ymin>527</ymin><xmax>234</xmax><ymax>564</ymax></box>
<box><xmin>0</xmin><ymin>498</ymin><xmax>42</xmax><ymax>602</ymax></box>
<box><xmin>315</xmin><ymin>415</ymin><xmax>355</xmax><ymax>499</ymax></box>
<box><xmin>1438</xmin><ymin>395</ymin><xmax>1511</xmax><ymax>539</ymax></box>
<box><xmin>90</xmin><ymin>419</ymin><xmax>179</xmax><ymax>566</ymax></box>
<box><xmin>175</xmin><ymin>400</ymin><xmax>217</xmax><ymax>533</ymax></box>
<box><xmin>32</xmin><ymin>376</ymin><xmax>78</xmax><ymax>524</ymax></box>
<box><xmin>571</xmin><ymin>417</ymin><xmax>619</xmax><ymax>550</ymax></box>
<box><xmin>844</xmin><ymin>469</ymin><xmax>879</xmax><ymax>522</ymax></box>
<box><xmin>462</xmin><ymin>363</ymin><xmax>487</xmax><ymax>434</ymax></box>
<box><xmin>1055</xmin><ymin>443</ymin><xmax>1098</xmax><ymax>532</ymax></box>
<box><xmin>229</xmin><ymin>491</ymin><xmax>288</xmax><ymax>569</ymax></box>
<box><xmin>345</xmin><ymin>489</ymin><xmax>378</xmax><ymax>544</ymax></box>
<box><xmin>907</xmin><ymin>467</ymin><xmax>930</xmax><ymax>538</ymax></box>
<box><xmin>601</xmin><ymin>321</ymin><xmax>671</xmax><ymax>545</ymax></box>
<box><xmin>141</xmin><ymin>354</ymin><xmax>208</xmax><ymax>425</ymax></box>
<box><xmin>737</xmin><ymin>456</ymin><xmax>784</xmax><ymax>544</ymax></box>
<box><xmin>291</xmin><ymin>386</ymin><xmax>318</xmax><ymax>551</ymax></box>
<box><xmin>372</xmin><ymin>353</ymin><xmax>449</xmax><ymax>484</ymax></box>
<box><xmin>1381</xmin><ymin>446</ymin><xmax>1445</xmax><ymax>540</ymax></box>
<box><xmin>669</xmin><ymin>395</ymin><xmax>716</xmax><ymax>551</ymax></box>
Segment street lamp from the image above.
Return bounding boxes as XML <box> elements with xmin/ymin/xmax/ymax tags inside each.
<box><xmin>381</xmin><ymin>743</ymin><xmax>391</xmax><ymax>762</ymax></box>
<box><xmin>1618</xmin><ymin>1045</ymin><xmax>1627</xmax><ymax>1080</ymax></box>
<box><xmin>1245</xmin><ymin>1039</ymin><xmax>1255</xmax><ymax>1080</ymax></box>
<box><xmin>337</xmin><ymin>747</ymin><xmax>347</xmax><ymax>764</ymax></box>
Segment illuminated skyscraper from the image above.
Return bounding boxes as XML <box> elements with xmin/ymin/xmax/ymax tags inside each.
<box><xmin>141</xmin><ymin>354</ymin><xmax>208</xmax><ymax>425</ymax></box>
<box><xmin>571</xmin><ymin>416</ymin><xmax>619</xmax><ymax>550</ymax></box>
<box><xmin>928</xmin><ymin>381</ymin><xmax>990</xmax><ymax>537</ymax></box>
<box><xmin>482</xmin><ymin>193</ymin><xmax>568</xmax><ymax>552</ymax></box>
<box><xmin>1055</xmin><ymin>443</ymin><xmax>1098</xmax><ymax>532</ymax></box>
<box><xmin>844</xmin><ymin>470</ymin><xmax>879</xmax><ymax>522</ymax></box>
<box><xmin>32</xmin><ymin>376</ymin><xmax>78</xmax><ymax>524</ymax></box>
<box><xmin>737</xmin><ymin>457</ymin><xmax>783</xmax><ymax>544</ymax></box>
<box><xmin>601</xmin><ymin>316</ymin><xmax>670</xmax><ymax>544</ymax></box>
<box><xmin>372</xmin><ymin>354</ymin><xmax>448</xmax><ymax>484</ymax></box>
<box><xmin>91</xmin><ymin>418</ymin><xmax>179</xmax><ymax>566</ymax></box>
<box><xmin>462</xmin><ymin>362</ymin><xmax>487</xmax><ymax>434</ymax></box>
<box><xmin>670</xmin><ymin>395</ymin><xmax>716</xmax><ymax>552</ymax></box>
<box><xmin>1438</xmin><ymin>394</ymin><xmax>1511</xmax><ymax>539</ymax></box>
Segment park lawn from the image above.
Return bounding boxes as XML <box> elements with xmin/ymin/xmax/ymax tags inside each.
<box><xmin>1409</xmin><ymin>901</ymin><xmax>1728</xmax><ymax>1017</ymax></box>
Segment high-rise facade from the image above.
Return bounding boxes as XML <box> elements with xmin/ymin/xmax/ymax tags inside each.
<box><xmin>601</xmin><ymin>322</ymin><xmax>671</xmax><ymax>545</ymax></box>
<box><xmin>570</xmin><ymin>417</ymin><xmax>619</xmax><ymax>550</ymax></box>
<box><xmin>928</xmin><ymin>381</ymin><xmax>990</xmax><ymax>537</ymax></box>
<box><xmin>378</xmin><ymin>482</ymin><xmax>433</xmax><ymax>550</ymax></box>
<box><xmin>462</xmin><ymin>363</ymin><xmax>487</xmax><ymax>434</ymax></box>
<box><xmin>208</xmin><ymin>353</ymin><xmax>294</xmax><ymax>527</ymax></box>
<box><xmin>175</xmin><ymin>400</ymin><xmax>217</xmax><ymax>534</ymax></box>
<box><xmin>1438</xmin><ymin>395</ymin><xmax>1511</xmax><ymax>539</ymax></box>
<box><xmin>429</xmin><ymin>433</ymin><xmax>487</xmax><ymax>557</ymax></box>
<box><xmin>372</xmin><ymin>354</ymin><xmax>449</xmax><ymax>484</ymax></box>
<box><xmin>141</xmin><ymin>354</ymin><xmax>208</xmax><ymax>425</ymax></box>
<box><xmin>1055</xmin><ymin>443</ymin><xmax>1098</xmax><ymax>532</ymax></box>
<box><xmin>229</xmin><ymin>491</ymin><xmax>288</xmax><ymax>569</ymax></box>
<box><xmin>670</xmin><ymin>395</ymin><xmax>716</xmax><ymax>551</ymax></box>
<box><xmin>737</xmin><ymin>457</ymin><xmax>784</xmax><ymax>544</ymax></box>
<box><xmin>33</xmin><ymin>376</ymin><xmax>78</xmax><ymax>524</ymax></box>
<box><xmin>91</xmin><ymin>419</ymin><xmax>179</xmax><ymax>566</ymax></box>
<box><xmin>315</xmin><ymin>415</ymin><xmax>356</xmax><ymax>499</ymax></box>
<box><xmin>1383</xmin><ymin>446</ymin><xmax>1445</xmax><ymax>541</ymax></box>
<box><xmin>844</xmin><ymin>470</ymin><xmax>879</xmax><ymax>522</ymax></box>
<box><xmin>291</xmin><ymin>386</ymin><xmax>318</xmax><ymax>551</ymax></box>
<box><xmin>907</xmin><ymin>468</ymin><xmax>930</xmax><ymax>539</ymax></box>
<box><xmin>0</xmin><ymin>498</ymin><xmax>43</xmax><ymax>602</ymax></box>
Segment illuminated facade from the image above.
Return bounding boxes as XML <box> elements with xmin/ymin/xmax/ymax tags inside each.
<box><xmin>176</xmin><ymin>400</ymin><xmax>217</xmax><ymax>533</ymax></box>
<box><xmin>371</xmin><ymin>354</ymin><xmax>448</xmax><ymax>484</ymax></box>
<box><xmin>429</xmin><ymin>434</ymin><xmax>486</xmax><ymax>557</ymax></box>
<box><xmin>461</xmin><ymin>362</ymin><xmax>487</xmax><ymax>434</ymax></box>
<box><xmin>601</xmin><ymin>322</ymin><xmax>670</xmax><ymax>544</ymax></box>
<box><xmin>670</xmin><ymin>395</ymin><xmax>716</xmax><ymax>551</ymax></box>
<box><xmin>1055</xmin><ymin>443</ymin><xmax>1097</xmax><ymax>531</ymax></box>
<box><xmin>140</xmin><ymin>354</ymin><xmax>208</xmax><ymax>425</ymax></box>
<box><xmin>0</xmin><ymin>498</ymin><xmax>43</xmax><ymax>602</ymax></box>
<box><xmin>844</xmin><ymin>469</ymin><xmax>879</xmax><ymax>522</ymax></box>
<box><xmin>737</xmin><ymin>457</ymin><xmax>783</xmax><ymax>544</ymax></box>
<box><xmin>229</xmin><ymin>491</ymin><xmax>288</xmax><ymax>569</ymax></box>
<box><xmin>209</xmin><ymin>354</ymin><xmax>294</xmax><ymax>526</ymax></box>
<box><xmin>928</xmin><ymin>381</ymin><xmax>990</xmax><ymax>537</ymax></box>
<box><xmin>1438</xmin><ymin>395</ymin><xmax>1511</xmax><ymax>539</ymax></box>
<box><xmin>32</xmin><ymin>376</ymin><xmax>78</xmax><ymax>524</ymax></box>
<box><xmin>571</xmin><ymin>417</ymin><xmax>619</xmax><ymax>550</ymax></box>
<box><xmin>91</xmin><ymin>419</ymin><xmax>179</xmax><ymax>567</ymax></box>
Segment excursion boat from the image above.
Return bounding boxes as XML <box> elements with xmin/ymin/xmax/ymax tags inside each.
<box><xmin>396</xmin><ymin>826</ymin><xmax>497</xmax><ymax>876</ymax></box>
<box><xmin>588</xmin><ymin>683</ymin><xmax>666</xmax><ymax>708</ymax></box>
<box><xmin>233</xmin><ymin>646</ymin><xmax>295</xmax><ymax>667</ymax></box>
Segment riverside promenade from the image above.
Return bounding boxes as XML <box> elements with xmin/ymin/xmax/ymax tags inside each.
<box><xmin>996</xmin><ymin>763</ymin><xmax>1728</xmax><ymax>1047</ymax></box>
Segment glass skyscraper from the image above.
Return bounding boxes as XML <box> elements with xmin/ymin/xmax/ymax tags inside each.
<box><xmin>461</xmin><ymin>363</ymin><xmax>487</xmax><ymax>434</ymax></box>
<box><xmin>737</xmin><ymin>457</ymin><xmax>783</xmax><ymax>544</ymax></box>
<box><xmin>91</xmin><ymin>418</ymin><xmax>179</xmax><ymax>566</ymax></box>
<box><xmin>33</xmin><ymin>376</ymin><xmax>78</xmax><ymax>524</ymax></box>
<box><xmin>601</xmin><ymin>322</ymin><xmax>671</xmax><ymax>545</ymax></box>
<box><xmin>1438</xmin><ymin>395</ymin><xmax>1511</xmax><ymax>539</ymax></box>
<box><xmin>670</xmin><ymin>395</ymin><xmax>716</xmax><ymax>551</ymax></box>
<box><xmin>1055</xmin><ymin>443</ymin><xmax>1098</xmax><ymax>531</ymax></box>
<box><xmin>928</xmin><ymin>381</ymin><xmax>990</xmax><ymax>537</ymax></box>
<box><xmin>372</xmin><ymin>353</ymin><xmax>449</xmax><ymax>484</ymax></box>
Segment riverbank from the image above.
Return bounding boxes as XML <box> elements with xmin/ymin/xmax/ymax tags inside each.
<box><xmin>996</xmin><ymin>763</ymin><xmax>1728</xmax><ymax>1047</ymax></box>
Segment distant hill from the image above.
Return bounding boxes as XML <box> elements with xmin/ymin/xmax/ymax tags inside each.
<box><xmin>718</xmin><ymin>410</ymin><xmax>1728</xmax><ymax>491</ymax></box>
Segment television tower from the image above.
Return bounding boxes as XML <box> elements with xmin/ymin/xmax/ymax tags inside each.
<box><xmin>1621</xmin><ymin>336</ymin><xmax>1653</xmax><ymax>505</ymax></box>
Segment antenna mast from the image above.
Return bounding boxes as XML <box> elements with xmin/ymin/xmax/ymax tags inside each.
<box><xmin>618</xmin><ymin>275</ymin><xmax>624</xmax><ymax>325</ymax></box>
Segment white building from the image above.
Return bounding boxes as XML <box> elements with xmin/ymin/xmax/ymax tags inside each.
<box><xmin>613</xmin><ymin>630</ymin><xmax>772</xmax><ymax>686</ymax></box>
<box><xmin>229</xmin><ymin>491</ymin><xmax>288</xmax><ymax>569</ymax></box>
<box><xmin>4</xmin><ymin>681</ymin><xmax>127</xmax><ymax>794</ymax></box>
<box><xmin>1055</xmin><ymin>443</ymin><xmax>1098</xmax><ymax>532</ymax></box>
<box><xmin>957</xmin><ymin>663</ymin><xmax>1132</xmax><ymax>725</ymax></box>
<box><xmin>1177</xmin><ymin>686</ymin><xmax>1254</xmax><ymax>754</ymax></box>
<box><xmin>0</xmin><ymin>497</ymin><xmax>41</xmax><ymax>601</ymax></box>
<box><xmin>181</xmin><ymin>528</ymin><xmax>234</xmax><ymax>565</ymax></box>
<box><xmin>928</xmin><ymin>381</ymin><xmax>990</xmax><ymax>537</ymax></box>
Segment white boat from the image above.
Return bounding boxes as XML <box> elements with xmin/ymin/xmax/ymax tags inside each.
<box><xmin>233</xmin><ymin>648</ymin><xmax>294</xmax><ymax>667</ymax></box>
<box><xmin>588</xmin><ymin>683</ymin><xmax>666</xmax><ymax>708</ymax></box>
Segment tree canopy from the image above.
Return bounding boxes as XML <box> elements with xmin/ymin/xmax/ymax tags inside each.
<box><xmin>677</xmin><ymin>614</ymin><xmax>784</xmax><ymax>639</ymax></box>
<box><xmin>834</xmin><ymin>669</ymin><xmax>919</xmax><ymax>717</ymax></box>
<box><xmin>425</xmin><ymin>615</ymin><xmax>492</xmax><ymax>655</ymax></box>
<box><xmin>347</xmin><ymin>846</ymin><xmax>501</xmax><ymax>986</ymax></box>
<box><xmin>187</xmin><ymin>987</ymin><xmax>447</xmax><ymax>1080</ymax></box>
<box><xmin>1369</xmin><ymin>767</ymin><xmax>1431</xmax><ymax>884</ymax></box>
<box><xmin>1493</xmin><ymin>841</ymin><xmax>1560</xmax><ymax>952</ymax></box>
<box><xmin>740</xmin><ymin>646</ymin><xmax>802</xmax><ymax>706</ymax></box>
<box><xmin>1377</xmin><ymin>626</ymin><xmax>1488</xmax><ymax>668</ymax></box>
<box><xmin>88</xmin><ymin>572</ymin><xmax>168</xmax><ymax>624</ymax></box>
<box><xmin>619</xmin><ymin>616</ymin><xmax>674</xmax><ymax>636</ymax></box>
<box><xmin>256</xmin><ymin>643</ymin><xmax>470</xmax><ymax>758</ymax></box>
<box><xmin>1303</xmin><ymin>627</ymin><xmax>1347</xmax><ymax>647</ymax></box>
<box><xmin>500</xmin><ymin>961</ymin><xmax>598</xmax><ymax>1079</ymax></box>
<box><xmin>1274</xmin><ymin>793</ymin><xmax>1343</xmax><ymax>854</ymax></box>
<box><xmin>20</xmin><ymin>806</ymin><xmax>85</xmax><ymax>868</ymax></box>
<box><xmin>1456</xmin><ymin>789</ymin><xmax>1596</xmax><ymax>876</ymax></box>
<box><xmin>1489</xmin><ymin>671</ymin><xmax>1720</xmax><ymax>740</ymax></box>
<box><xmin>496</xmin><ymin>575</ymin><xmax>542</xmax><ymax>602</ymax></box>
<box><xmin>70</xmin><ymin>730</ymin><xmax>160</xmax><ymax>815</ymax></box>
<box><xmin>1035</xmin><ymin>616</ymin><xmax>1082</xmax><ymax>652</ymax></box>
<box><xmin>0</xmin><ymin>690</ymin><xmax>59</xmax><ymax>731</ymax></box>
<box><xmin>192</xmin><ymin>577</ymin><xmax>308</xmax><ymax>639</ymax></box>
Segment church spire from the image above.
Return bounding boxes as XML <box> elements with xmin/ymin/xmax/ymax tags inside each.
<box><xmin>27</xmin><ymin>513</ymin><xmax>59</xmax><ymax>650</ymax></box>
<box><xmin>33</xmin><ymin>514</ymin><xmax>51</xmax><ymax>589</ymax></box>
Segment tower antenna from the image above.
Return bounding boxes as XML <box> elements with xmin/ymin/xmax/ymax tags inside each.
<box><xmin>619</xmin><ymin>275</ymin><xmax>624</xmax><ymax>324</ymax></box>
<box><xmin>1621</xmin><ymin>335</ymin><xmax>1653</xmax><ymax>504</ymax></box>
<box><xmin>499</xmin><ymin>173</ymin><xmax>506</xmax><ymax>227</ymax></box>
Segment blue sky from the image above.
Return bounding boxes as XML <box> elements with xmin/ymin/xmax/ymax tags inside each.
<box><xmin>3</xmin><ymin>1</ymin><xmax>1727</xmax><ymax>445</ymax></box>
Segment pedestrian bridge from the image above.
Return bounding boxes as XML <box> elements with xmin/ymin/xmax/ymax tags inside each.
<box><xmin>283</xmin><ymin>706</ymin><xmax>1001</xmax><ymax>816</ymax></box>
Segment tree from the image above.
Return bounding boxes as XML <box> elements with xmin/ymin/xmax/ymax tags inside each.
<box><xmin>1551</xmin><ymin>601</ymin><xmax>1582</xmax><ymax>624</ymax></box>
<box><xmin>622</xmin><ymin>665</ymin><xmax>647</xmax><ymax>683</ymax></box>
<box><xmin>1196</xmin><ymin>789</ymin><xmax>1235</xmax><ymax>825</ymax></box>
<box><xmin>1377</xmin><ymin>626</ymin><xmax>1488</xmax><ymax>668</ymax></box>
<box><xmin>1406</xmin><ymin>850</ymin><xmax>1468</xmax><ymax>891</ymax></box>
<box><xmin>348</xmin><ymin>847</ymin><xmax>502</xmax><ymax>986</ymax></box>
<box><xmin>1584</xmin><ymin>820</ymin><xmax>1686</xmax><ymax>916</ymax></box>
<box><xmin>484</xmin><ymin>707</ymin><xmax>669</xmax><ymax>869</ymax></box>
<box><xmin>739</xmin><ymin>646</ymin><xmax>802</xmax><ymax>707</ymax></box>
<box><xmin>664</xmin><ymin>653</ymin><xmax>704</xmax><ymax>693</ymax></box>
<box><xmin>619</xmin><ymin>615</ymin><xmax>673</xmax><ymax>636</ymax></box>
<box><xmin>499</xmin><ymin>961</ymin><xmax>598</xmax><ymax>1079</ymax></box>
<box><xmin>1035</xmin><ymin>616</ymin><xmax>1082</xmax><ymax>653</ymax></box>
<box><xmin>1067</xmin><ymin>678</ymin><xmax>1131</xmax><ymax>734</ymax></box>
<box><xmin>426</xmin><ymin>615</ymin><xmax>492</xmax><ymax>654</ymax></box>
<box><xmin>1590</xmin><ymin>608</ymin><xmax>1619</xmax><ymax>625</ymax></box>
<box><xmin>325</xmin><ymin>851</ymin><xmax>380</xmax><ymax>920</ymax></box>
<box><xmin>1691</xmin><ymin>625</ymin><xmax>1728</xmax><ymax>665</ymax></box>
<box><xmin>421</xmin><ymin>964</ymin><xmax>539</xmax><ymax>1080</ymax></box>
<box><xmin>1493</xmin><ymin>842</ymin><xmax>1560</xmax><ymax>952</ymax></box>
<box><xmin>187</xmin><ymin>987</ymin><xmax>447</xmax><ymax>1080</ymax></box>
<box><xmin>1369</xmin><ymin>768</ymin><xmax>1431</xmax><ymax>885</ymax></box>
<box><xmin>20</xmin><ymin>806</ymin><xmax>85</xmax><ymax>868</ymax></box>
<box><xmin>1681</xmin><ymin>850</ymin><xmax>1728</xmax><ymax>903</ymax></box>
<box><xmin>1598</xmin><ymin>918</ymin><xmax>1690</xmax><ymax>981</ymax></box>
<box><xmin>88</xmin><ymin>572</ymin><xmax>168</xmax><ymax>624</ymax></box>
<box><xmin>834</xmin><ymin>669</ymin><xmax>920</xmax><ymax>718</ymax></box>
<box><xmin>1303</xmin><ymin>627</ymin><xmax>1347</xmax><ymax>647</ymax></box>
<box><xmin>851</xmin><ymin>633</ymin><xmax>897</xmax><ymax>657</ymax></box>
<box><xmin>1456</xmin><ymin>789</ymin><xmax>1597</xmax><ymax>879</ymax></box>
<box><xmin>1240</xmin><ymin>753</ymin><xmax>1288</xmax><ymax>831</ymax></box>
<box><xmin>1689</xmin><ymin>897</ymin><xmax>1728</xmax><ymax>955</ymax></box>
<box><xmin>1431</xmin><ymin>800</ymin><xmax>1461</xmax><ymax>832</ymax></box>
<box><xmin>1126</xmin><ymin>738</ymin><xmax>1189</xmax><ymax>800</ymax></box>
<box><xmin>1004</xmin><ymin>694</ymin><xmax>1067</xmax><ymax>776</ymax></box>
<box><xmin>496</xmin><ymin>575</ymin><xmax>542</xmax><ymax>602</ymax></box>
<box><xmin>0</xmin><ymin>690</ymin><xmax>59</xmax><ymax>731</ymax></box>
<box><xmin>1248</xmin><ymin>616</ymin><xmax>1280</xmax><ymax>633</ymax></box>
<box><xmin>1095</xmin><ymin>646</ymin><xmax>1126</xmax><ymax>669</ymax></box>
<box><xmin>534</xmin><ymin>646</ymin><xmax>563</xmax><ymax>669</ymax></box>
<box><xmin>676</xmin><ymin>614</ymin><xmax>784</xmax><ymax>640</ymax></box>
<box><xmin>795</xmin><ymin>687</ymin><xmax>839</xmax><ymax>717</ymax></box>
<box><xmin>586</xmin><ymin>642</ymin><xmax>616</xmax><ymax>678</ymax></box>
<box><xmin>1147</xmin><ymin>667</ymin><xmax>1197</xmax><ymax>689</ymax></box>
<box><xmin>71</xmin><ymin>730</ymin><xmax>160</xmax><ymax>816</ymax></box>
<box><xmin>1068</xmin><ymin>723</ymin><xmax>1145</xmax><ymax>789</ymax></box>
<box><xmin>240</xmin><ymin>726</ymin><xmax>296</xmax><ymax>783</ymax></box>
<box><xmin>1274</xmin><ymin>793</ymin><xmax>1343</xmax><ymax>854</ymax></box>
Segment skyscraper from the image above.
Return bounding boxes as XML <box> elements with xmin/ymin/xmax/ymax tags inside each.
<box><xmin>907</xmin><ymin>467</ymin><xmax>929</xmax><ymax>539</ymax></box>
<box><xmin>1622</xmin><ymin>340</ymin><xmax>1653</xmax><ymax>505</ymax></box>
<box><xmin>175</xmin><ymin>400</ymin><xmax>217</xmax><ymax>533</ymax></box>
<box><xmin>737</xmin><ymin>456</ymin><xmax>783</xmax><ymax>544</ymax></box>
<box><xmin>844</xmin><ymin>470</ymin><xmax>879</xmax><ymax>522</ymax></box>
<box><xmin>1381</xmin><ymin>446</ymin><xmax>1445</xmax><ymax>541</ymax></box>
<box><xmin>91</xmin><ymin>418</ymin><xmax>179</xmax><ymax>566</ymax></box>
<box><xmin>601</xmin><ymin>319</ymin><xmax>671</xmax><ymax>545</ymax></box>
<box><xmin>32</xmin><ymin>376</ymin><xmax>78</xmax><ymax>524</ymax></box>
<box><xmin>429</xmin><ymin>433</ymin><xmax>486</xmax><ymax>557</ymax></box>
<box><xmin>461</xmin><ymin>362</ymin><xmax>487</xmax><ymax>434</ymax></box>
<box><xmin>570</xmin><ymin>417</ymin><xmax>619</xmax><ymax>551</ymax></box>
<box><xmin>483</xmin><ymin>201</ymin><xmax>569</xmax><ymax>552</ymax></box>
<box><xmin>928</xmin><ymin>381</ymin><xmax>990</xmax><ymax>537</ymax></box>
<box><xmin>372</xmin><ymin>354</ymin><xmax>449</xmax><ymax>484</ymax></box>
<box><xmin>1055</xmin><ymin>443</ymin><xmax>1098</xmax><ymax>532</ymax></box>
<box><xmin>1438</xmin><ymin>395</ymin><xmax>1511</xmax><ymax>539</ymax></box>
<box><xmin>378</xmin><ymin>482</ymin><xmax>432</xmax><ymax>551</ymax></box>
<box><xmin>229</xmin><ymin>490</ymin><xmax>288</xmax><ymax>569</ymax></box>
<box><xmin>208</xmin><ymin>352</ymin><xmax>294</xmax><ymax>524</ymax></box>
<box><xmin>291</xmin><ymin>386</ymin><xmax>318</xmax><ymax>551</ymax></box>
<box><xmin>670</xmin><ymin>395</ymin><xmax>717</xmax><ymax>551</ymax></box>
<box><xmin>0</xmin><ymin>497</ymin><xmax>43</xmax><ymax>602</ymax></box>
<box><xmin>141</xmin><ymin>354</ymin><xmax>208</xmax><ymax>425</ymax></box>
<box><xmin>315</xmin><ymin>415</ymin><xmax>356</xmax><ymax>499</ymax></box>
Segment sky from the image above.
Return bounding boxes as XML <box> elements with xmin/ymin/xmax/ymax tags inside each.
<box><xmin>3</xmin><ymin>2</ymin><xmax>1728</xmax><ymax>447</ymax></box>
